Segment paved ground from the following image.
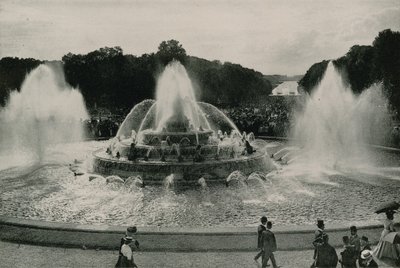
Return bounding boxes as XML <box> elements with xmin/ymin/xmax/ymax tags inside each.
<box><xmin>0</xmin><ymin>241</ymin><xmax>398</xmax><ymax>268</ymax></box>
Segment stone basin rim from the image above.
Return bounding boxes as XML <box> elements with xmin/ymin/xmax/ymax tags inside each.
<box><xmin>0</xmin><ymin>215</ymin><xmax>383</xmax><ymax>235</ymax></box>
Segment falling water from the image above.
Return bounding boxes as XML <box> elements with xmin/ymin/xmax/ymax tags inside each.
<box><xmin>0</xmin><ymin>63</ymin><xmax>88</xmax><ymax>164</ymax></box>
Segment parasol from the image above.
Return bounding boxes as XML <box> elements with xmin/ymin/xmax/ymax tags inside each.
<box><xmin>382</xmin><ymin>232</ymin><xmax>400</xmax><ymax>244</ymax></box>
<box><xmin>375</xmin><ymin>201</ymin><xmax>400</xmax><ymax>214</ymax></box>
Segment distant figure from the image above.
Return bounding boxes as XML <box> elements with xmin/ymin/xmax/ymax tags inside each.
<box><xmin>116</xmin><ymin>151</ymin><xmax>121</xmax><ymax>159</ymax></box>
<box><xmin>254</xmin><ymin>216</ymin><xmax>268</xmax><ymax>263</ymax></box>
<box><xmin>116</xmin><ymin>226</ymin><xmax>139</xmax><ymax>267</ymax></box>
<box><xmin>115</xmin><ymin>237</ymin><xmax>138</xmax><ymax>268</ymax></box>
<box><xmin>349</xmin><ymin>226</ymin><xmax>361</xmax><ymax>255</ymax></box>
<box><xmin>360</xmin><ymin>236</ymin><xmax>372</xmax><ymax>259</ymax></box>
<box><xmin>359</xmin><ymin>250</ymin><xmax>378</xmax><ymax>267</ymax></box>
<box><xmin>340</xmin><ymin>236</ymin><xmax>357</xmax><ymax>268</ymax></box>
<box><xmin>315</xmin><ymin>234</ymin><xmax>338</xmax><ymax>268</ymax></box>
<box><xmin>373</xmin><ymin>211</ymin><xmax>400</xmax><ymax>260</ymax></box>
<box><xmin>312</xmin><ymin>219</ymin><xmax>326</xmax><ymax>267</ymax></box>
<box><xmin>261</xmin><ymin>221</ymin><xmax>279</xmax><ymax>268</ymax></box>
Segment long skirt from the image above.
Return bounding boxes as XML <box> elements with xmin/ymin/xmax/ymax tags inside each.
<box><xmin>373</xmin><ymin>239</ymin><xmax>400</xmax><ymax>259</ymax></box>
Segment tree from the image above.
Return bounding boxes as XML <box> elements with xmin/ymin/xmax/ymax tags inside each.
<box><xmin>373</xmin><ymin>29</ymin><xmax>400</xmax><ymax>111</ymax></box>
<box><xmin>298</xmin><ymin>60</ymin><xmax>329</xmax><ymax>94</ymax></box>
<box><xmin>0</xmin><ymin>57</ymin><xmax>42</xmax><ymax>106</ymax></box>
<box><xmin>156</xmin><ymin>40</ymin><xmax>187</xmax><ymax>65</ymax></box>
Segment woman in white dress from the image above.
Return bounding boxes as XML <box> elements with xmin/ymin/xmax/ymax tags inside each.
<box><xmin>373</xmin><ymin>211</ymin><xmax>400</xmax><ymax>259</ymax></box>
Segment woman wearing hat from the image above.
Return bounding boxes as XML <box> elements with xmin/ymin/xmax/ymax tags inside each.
<box><xmin>116</xmin><ymin>227</ymin><xmax>139</xmax><ymax>268</ymax></box>
<box><xmin>373</xmin><ymin>211</ymin><xmax>400</xmax><ymax>260</ymax></box>
<box><xmin>116</xmin><ymin>237</ymin><xmax>138</xmax><ymax>268</ymax></box>
<box><xmin>359</xmin><ymin>250</ymin><xmax>378</xmax><ymax>267</ymax></box>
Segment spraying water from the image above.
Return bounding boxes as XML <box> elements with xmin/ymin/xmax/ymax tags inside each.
<box><xmin>291</xmin><ymin>62</ymin><xmax>391</xmax><ymax>170</ymax></box>
<box><xmin>0</xmin><ymin>63</ymin><xmax>88</xmax><ymax>164</ymax></box>
<box><xmin>154</xmin><ymin>60</ymin><xmax>210</xmax><ymax>131</ymax></box>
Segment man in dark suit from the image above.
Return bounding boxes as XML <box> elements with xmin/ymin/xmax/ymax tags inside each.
<box><xmin>316</xmin><ymin>234</ymin><xmax>338</xmax><ymax>268</ymax></box>
<box><xmin>349</xmin><ymin>226</ymin><xmax>361</xmax><ymax>255</ymax></box>
<box><xmin>262</xmin><ymin>221</ymin><xmax>279</xmax><ymax>268</ymax></box>
<box><xmin>312</xmin><ymin>219</ymin><xmax>326</xmax><ymax>267</ymax></box>
<box><xmin>254</xmin><ymin>216</ymin><xmax>268</xmax><ymax>262</ymax></box>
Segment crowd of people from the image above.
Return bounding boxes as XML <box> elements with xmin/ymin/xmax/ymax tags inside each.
<box><xmin>83</xmin><ymin>98</ymin><xmax>400</xmax><ymax>150</ymax></box>
<box><xmin>307</xmin><ymin>211</ymin><xmax>400</xmax><ymax>268</ymax></box>
<box><xmin>115</xmin><ymin>211</ymin><xmax>399</xmax><ymax>268</ymax></box>
<box><xmin>222</xmin><ymin>97</ymin><xmax>300</xmax><ymax>137</ymax></box>
<box><xmin>83</xmin><ymin>117</ymin><xmax>121</xmax><ymax>139</ymax></box>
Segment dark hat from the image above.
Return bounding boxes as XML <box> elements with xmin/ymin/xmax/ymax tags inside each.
<box><xmin>350</xmin><ymin>225</ymin><xmax>357</xmax><ymax>231</ymax></box>
<box><xmin>317</xmin><ymin>220</ymin><xmax>324</xmax><ymax>227</ymax></box>
<box><xmin>261</xmin><ymin>216</ymin><xmax>268</xmax><ymax>223</ymax></box>
<box><xmin>361</xmin><ymin>236</ymin><xmax>368</xmax><ymax>242</ymax></box>
<box><xmin>126</xmin><ymin>226</ymin><xmax>137</xmax><ymax>236</ymax></box>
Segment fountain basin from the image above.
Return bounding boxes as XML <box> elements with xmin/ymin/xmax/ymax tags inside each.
<box><xmin>93</xmin><ymin>141</ymin><xmax>274</xmax><ymax>185</ymax></box>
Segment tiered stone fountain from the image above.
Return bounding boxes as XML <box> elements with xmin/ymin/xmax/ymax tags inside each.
<box><xmin>93</xmin><ymin>61</ymin><xmax>275</xmax><ymax>184</ymax></box>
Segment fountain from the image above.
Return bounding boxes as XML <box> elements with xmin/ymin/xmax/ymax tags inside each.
<box><xmin>93</xmin><ymin>61</ymin><xmax>275</xmax><ymax>184</ymax></box>
<box><xmin>282</xmin><ymin>62</ymin><xmax>392</xmax><ymax>172</ymax></box>
<box><xmin>0</xmin><ymin>63</ymin><xmax>88</xmax><ymax>166</ymax></box>
<box><xmin>0</xmin><ymin>60</ymin><xmax>399</xmax><ymax>230</ymax></box>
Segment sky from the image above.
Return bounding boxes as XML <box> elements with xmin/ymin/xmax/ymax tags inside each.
<box><xmin>0</xmin><ymin>0</ymin><xmax>399</xmax><ymax>75</ymax></box>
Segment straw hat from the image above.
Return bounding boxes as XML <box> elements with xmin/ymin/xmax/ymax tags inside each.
<box><xmin>361</xmin><ymin>250</ymin><xmax>373</xmax><ymax>260</ymax></box>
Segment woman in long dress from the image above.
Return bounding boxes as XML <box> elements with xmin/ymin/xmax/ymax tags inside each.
<box><xmin>373</xmin><ymin>211</ymin><xmax>400</xmax><ymax>259</ymax></box>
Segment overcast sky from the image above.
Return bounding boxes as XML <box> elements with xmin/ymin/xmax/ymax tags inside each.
<box><xmin>0</xmin><ymin>0</ymin><xmax>399</xmax><ymax>75</ymax></box>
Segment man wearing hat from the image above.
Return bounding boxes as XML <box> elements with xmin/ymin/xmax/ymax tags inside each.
<box><xmin>315</xmin><ymin>234</ymin><xmax>338</xmax><ymax>268</ymax></box>
<box><xmin>311</xmin><ymin>219</ymin><xmax>326</xmax><ymax>266</ymax></box>
<box><xmin>254</xmin><ymin>216</ymin><xmax>268</xmax><ymax>263</ymax></box>
<box><xmin>349</xmin><ymin>225</ymin><xmax>361</xmax><ymax>254</ymax></box>
<box><xmin>359</xmin><ymin>250</ymin><xmax>378</xmax><ymax>267</ymax></box>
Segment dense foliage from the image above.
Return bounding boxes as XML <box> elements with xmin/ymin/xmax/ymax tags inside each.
<box><xmin>299</xmin><ymin>29</ymin><xmax>400</xmax><ymax>115</ymax></box>
<box><xmin>0</xmin><ymin>57</ymin><xmax>42</xmax><ymax>106</ymax></box>
<box><xmin>0</xmin><ymin>40</ymin><xmax>272</xmax><ymax>112</ymax></box>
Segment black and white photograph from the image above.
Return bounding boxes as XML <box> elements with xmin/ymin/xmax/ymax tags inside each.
<box><xmin>0</xmin><ymin>0</ymin><xmax>399</xmax><ymax>267</ymax></box>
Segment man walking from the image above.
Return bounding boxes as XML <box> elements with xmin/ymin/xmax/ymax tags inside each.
<box><xmin>315</xmin><ymin>234</ymin><xmax>338</xmax><ymax>268</ymax></box>
<box><xmin>261</xmin><ymin>221</ymin><xmax>279</xmax><ymax>268</ymax></box>
<box><xmin>255</xmin><ymin>216</ymin><xmax>268</xmax><ymax>263</ymax></box>
<box><xmin>312</xmin><ymin>219</ymin><xmax>326</xmax><ymax>267</ymax></box>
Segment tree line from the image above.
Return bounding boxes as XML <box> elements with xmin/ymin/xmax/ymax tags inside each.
<box><xmin>0</xmin><ymin>40</ymin><xmax>272</xmax><ymax>112</ymax></box>
<box><xmin>299</xmin><ymin>29</ymin><xmax>400</xmax><ymax>116</ymax></box>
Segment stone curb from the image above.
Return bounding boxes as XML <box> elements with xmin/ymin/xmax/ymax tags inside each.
<box><xmin>0</xmin><ymin>216</ymin><xmax>383</xmax><ymax>252</ymax></box>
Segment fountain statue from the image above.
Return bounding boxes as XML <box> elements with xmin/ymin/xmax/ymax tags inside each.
<box><xmin>93</xmin><ymin>61</ymin><xmax>275</xmax><ymax>184</ymax></box>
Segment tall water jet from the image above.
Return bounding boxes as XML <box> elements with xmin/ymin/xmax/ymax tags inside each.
<box><xmin>0</xmin><ymin>63</ymin><xmax>88</xmax><ymax>163</ymax></box>
<box><xmin>291</xmin><ymin>62</ymin><xmax>391</xmax><ymax>168</ymax></box>
<box><xmin>154</xmin><ymin>60</ymin><xmax>210</xmax><ymax>131</ymax></box>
